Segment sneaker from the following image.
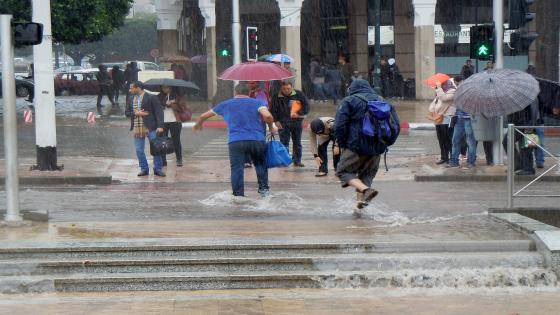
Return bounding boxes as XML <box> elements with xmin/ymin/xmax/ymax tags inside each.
<box><xmin>435</xmin><ymin>159</ymin><xmax>448</xmax><ymax>165</ymax></box>
<box><xmin>176</xmin><ymin>160</ymin><xmax>183</xmax><ymax>167</ymax></box>
<box><xmin>293</xmin><ymin>162</ymin><xmax>305</xmax><ymax>167</ymax></box>
<box><xmin>362</xmin><ymin>188</ymin><xmax>379</xmax><ymax>203</ymax></box>
<box><xmin>356</xmin><ymin>192</ymin><xmax>367</xmax><ymax>209</ymax></box>
<box><xmin>244</xmin><ymin>163</ymin><xmax>253</xmax><ymax>168</ymax></box>
<box><xmin>459</xmin><ymin>154</ymin><xmax>467</xmax><ymax>161</ymax></box>
<box><xmin>353</xmin><ymin>207</ymin><xmax>365</xmax><ymax>218</ymax></box>
<box><xmin>515</xmin><ymin>170</ymin><xmax>535</xmax><ymax>176</ymax></box>
<box><xmin>536</xmin><ymin>163</ymin><xmax>544</xmax><ymax>169</ymax></box>
<box><xmin>461</xmin><ymin>164</ymin><xmax>475</xmax><ymax>170</ymax></box>
<box><xmin>258</xmin><ymin>189</ymin><xmax>270</xmax><ymax>198</ymax></box>
<box><xmin>137</xmin><ymin>170</ymin><xmax>149</xmax><ymax>177</ymax></box>
<box><xmin>446</xmin><ymin>163</ymin><xmax>460</xmax><ymax>168</ymax></box>
<box><xmin>154</xmin><ymin>170</ymin><xmax>166</xmax><ymax>177</ymax></box>
<box><xmin>315</xmin><ymin>172</ymin><xmax>328</xmax><ymax>177</ymax></box>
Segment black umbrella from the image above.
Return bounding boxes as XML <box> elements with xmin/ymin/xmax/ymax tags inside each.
<box><xmin>144</xmin><ymin>78</ymin><xmax>199</xmax><ymax>92</ymax></box>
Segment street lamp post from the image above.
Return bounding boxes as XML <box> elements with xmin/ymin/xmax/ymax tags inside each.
<box><xmin>32</xmin><ymin>0</ymin><xmax>59</xmax><ymax>171</ymax></box>
<box><xmin>373</xmin><ymin>0</ymin><xmax>382</xmax><ymax>94</ymax></box>
<box><xmin>493</xmin><ymin>0</ymin><xmax>505</xmax><ymax>165</ymax></box>
<box><xmin>0</xmin><ymin>15</ymin><xmax>22</xmax><ymax>222</ymax></box>
<box><xmin>232</xmin><ymin>0</ymin><xmax>241</xmax><ymax>65</ymax></box>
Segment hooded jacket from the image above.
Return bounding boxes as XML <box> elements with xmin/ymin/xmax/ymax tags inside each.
<box><xmin>335</xmin><ymin>79</ymin><xmax>385</xmax><ymax>155</ymax></box>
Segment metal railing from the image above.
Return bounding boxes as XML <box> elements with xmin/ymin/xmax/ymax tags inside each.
<box><xmin>507</xmin><ymin>124</ymin><xmax>560</xmax><ymax>208</ymax></box>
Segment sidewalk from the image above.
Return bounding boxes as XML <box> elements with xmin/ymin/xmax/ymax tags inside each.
<box><xmin>0</xmin><ymin>157</ymin><xmax>112</xmax><ymax>186</ymax></box>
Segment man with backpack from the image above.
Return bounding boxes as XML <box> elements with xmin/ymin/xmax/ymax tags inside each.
<box><xmin>335</xmin><ymin>79</ymin><xmax>400</xmax><ymax>214</ymax></box>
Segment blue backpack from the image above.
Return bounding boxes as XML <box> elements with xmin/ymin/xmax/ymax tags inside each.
<box><xmin>356</xmin><ymin>95</ymin><xmax>401</xmax><ymax>169</ymax></box>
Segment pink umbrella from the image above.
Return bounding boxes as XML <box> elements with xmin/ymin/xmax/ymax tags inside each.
<box><xmin>218</xmin><ymin>62</ymin><xmax>294</xmax><ymax>81</ymax></box>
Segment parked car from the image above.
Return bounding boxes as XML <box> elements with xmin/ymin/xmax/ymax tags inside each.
<box><xmin>54</xmin><ymin>69</ymin><xmax>99</xmax><ymax>96</ymax></box>
<box><xmin>0</xmin><ymin>72</ymin><xmax>34</xmax><ymax>98</ymax></box>
<box><xmin>100</xmin><ymin>61</ymin><xmax>162</xmax><ymax>71</ymax></box>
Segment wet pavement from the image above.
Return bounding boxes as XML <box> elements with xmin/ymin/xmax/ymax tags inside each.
<box><xmin>1</xmin><ymin>95</ymin><xmax>559</xmax><ymax>312</ymax></box>
<box><xmin>2</xmin><ymin>289</ymin><xmax>560</xmax><ymax>315</ymax></box>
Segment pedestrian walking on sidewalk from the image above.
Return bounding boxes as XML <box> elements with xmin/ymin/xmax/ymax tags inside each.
<box><xmin>158</xmin><ymin>85</ymin><xmax>183</xmax><ymax>167</ymax></box>
<box><xmin>309</xmin><ymin>117</ymin><xmax>340</xmax><ymax>177</ymax></box>
<box><xmin>194</xmin><ymin>83</ymin><xmax>276</xmax><ymax>197</ymax></box>
<box><xmin>125</xmin><ymin>81</ymin><xmax>166</xmax><ymax>177</ymax></box>
<box><xmin>448</xmin><ymin>77</ymin><xmax>477</xmax><ymax>169</ymax></box>
<box><xmin>335</xmin><ymin>80</ymin><xmax>395</xmax><ymax>213</ymax></box>
<box><xmin>96</xmin><ymin>65</ymin><xmax>116</xmax><ymax>113</ymax></box>
<box><xmin>271</xmin><ymin>81</ymin><xmax>310</xmax><ymax>167</ymax></box>
<box><xmin>428</xmin><ymin>79</ymin><xmax>456</xmax><ymax>165</ymax></box>
<box><xmin>111</xmin><ymin>65</ymin><xmax>125</xmax><ymax>105</ymax></box>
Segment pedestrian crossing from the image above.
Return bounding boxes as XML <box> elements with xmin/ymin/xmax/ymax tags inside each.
<box><xmin>189</xmin><ymin>130</ymin><xmax>437</xmax><ymax>160</ymax></box>
<box><xmin>190</xmin><ymin>135</ymin><xmax>313</xmax><ymax>160</ymax></box>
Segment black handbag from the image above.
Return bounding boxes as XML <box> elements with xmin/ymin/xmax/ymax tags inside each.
<box><xmin>150</xmin><ymin>136</ymin><xmax>175</xmax><ymax>155</ymax></box>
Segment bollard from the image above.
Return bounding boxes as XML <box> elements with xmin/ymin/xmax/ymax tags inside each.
<box><xmin>506</xmin><ymin>124</ymin><xmax>515</xmax><ymax>209</ymax></box>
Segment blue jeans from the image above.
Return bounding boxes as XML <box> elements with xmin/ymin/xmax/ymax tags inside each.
<box><xmin>535</xmin><ymin>127</ymin><xmax>545</xmax><ymax>166</ymax></box>
<box><xmin>279</xmin><ymin>120</ymin><xmax>303</xmax><ymax>164</ymax></box>
<box><xmin>134</xmin><ymin>130</ymin><xmax>163</xmax><ymax>173</ymax></box>
<box><xmin>228</xmin><ymin>140</ymin><xmax>268</xmax><ymax>196</ymax></box>
<box><xmin>313</xmin><ymin>82</ymin><xmax>326</xmax><ymax>100</ymax></box>
<box><xmin>450</xmin><ymin>117</ymin><xmax>477</xmax><ymax>166</ymax></box>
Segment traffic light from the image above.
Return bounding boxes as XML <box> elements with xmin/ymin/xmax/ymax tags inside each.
<box><xmin>508</xmin><ymin>0</ymin><xmax>535</xmax><ymax>30</ymax></box>
<box><xmin>470</xmin><ymin>25</ymin><xmax>494</xmax><ymax>60</ymax></box>
<box><xmin>508</xmin><ymin>0</ymin><xmax>537</xmax><ymax>55</ymax></box>
<box><xmin>12</xmin><ymin>22</ymin><xmax>43</xmax><ymax>47</ymax></box>
<box><xmin>246</xmin><ymin>27</ymin><xmax>258</xmax><ymax>61</ymax></box>
<box><xmin>219</xmin><ymin>37</ymin><xmax>231</xmax><ymax>58</ymax></box>
<box><xmin>510</xmin><ymin>31</ymin><xmax>539</xmax><ymax>55</ymax></box>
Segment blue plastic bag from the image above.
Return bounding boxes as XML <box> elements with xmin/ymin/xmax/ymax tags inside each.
<box><xmin>266</xmin><ymin>137</ymin><xmax>292</xmax><ymax>168</ymax></box>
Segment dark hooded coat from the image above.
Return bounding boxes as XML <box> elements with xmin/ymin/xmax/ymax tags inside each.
<box><xmin>335</xmin><ymin>80</ymin><xmax>387</xmax><ymax>155</ymax></box>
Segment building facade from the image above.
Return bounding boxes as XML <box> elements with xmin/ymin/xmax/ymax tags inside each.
<box><xmin>155</xmin><ymin>0</ymin><xmax>559</xmax><ymax>100</ymax></box>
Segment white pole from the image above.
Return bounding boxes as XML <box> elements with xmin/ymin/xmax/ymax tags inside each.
<box><xmin>1</xmin><ymin>15</ymin><xmax>22</xmax><ymax>222</ymax></box>
<box><xmin>32</xmin><ymin>0</ymin><xmax>58</xmax><ymax>170</ymax></box>
<box><xmin>232</xmin><ymin>0</ymin><xmax>241</xmax><ymax>65</ymax></box>
<box><xmin>493</xmin><ymin>0</ymin><xmax>505</xmax><ymax>165</ymax></box>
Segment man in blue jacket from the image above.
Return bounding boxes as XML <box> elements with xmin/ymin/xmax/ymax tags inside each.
<box><xmin>335</xmin><ymin>79</ymin><xmax>382</xmax><ymax>213</ymax></box>
<box><xmin>126</xmin><ymin>81</ymin><xmax>165</xmax><ymax>177</ymax></box>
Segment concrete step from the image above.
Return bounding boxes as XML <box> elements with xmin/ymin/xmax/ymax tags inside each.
<box><xmin>0</xmin><ymin>252</ymin><xmax>544</xmax><ymax>276</ymax></box>
<box><xmin>0</xmin><ymin>239</ymin><xmax>535</xmax><ymax>260</ymax></box>
<box><xmin>1</xmin><ymin>266</ymin><xmax>557</xmax><ymax>293</ymax></box>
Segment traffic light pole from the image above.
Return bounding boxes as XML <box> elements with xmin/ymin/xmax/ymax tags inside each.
<box><xmin>232</xmin><ymin>0</ymin><xmax>241</xmax><ymax>66</ymax></box>
<box><xmin>1</xmin><ymin>15</ymin><xmax>22</xmax><ymax>222</ymax></box>
<box><xmin>493</xmin><ymin>0</ymin><xmax>505</xmax><ymax>165</ymax></box>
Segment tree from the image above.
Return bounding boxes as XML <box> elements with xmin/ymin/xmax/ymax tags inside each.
<box><xmin>65</xmin><ymin>15</ymin><xmax>157</xmax><ymax>66</ymax></box>
<box><xmin>1</xmin><ymin>0</ymin><xmax>133</xmax><ymax>44</ymax></box>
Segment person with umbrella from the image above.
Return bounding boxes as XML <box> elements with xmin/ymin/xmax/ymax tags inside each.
<box><xmin>448</xmin><ymin>76</ymin><xmax>477</xmax><ymax>169</ymax></box>
<box><xmin>158</xmin><ymin>85</ymin><xmax>184</xmax><ymax>167</ymax></box>
<box><xmin>428</xmin><ymin>79</ymin><xmax>456</xmax><ymax>165</ymax></box>
<box><xmin>453</xmin><ymin>68</ymin><xmax>541</xmax><ymax>171</ymax></box>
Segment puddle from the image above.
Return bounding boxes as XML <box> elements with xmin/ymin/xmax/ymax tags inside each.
<box><xmin>199</xmin><ymin>191</ymin><xmax>486</xmax><ymax>226</ymax></box>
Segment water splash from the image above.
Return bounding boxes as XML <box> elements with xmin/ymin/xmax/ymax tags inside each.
<box><xmin>313</xmin><ymin>267</ymin><xmax>558</xmax><ymax>290</ymax></box>
<box><xmin>199</xmin><ymin>191</ymin><xmax>487</xmax><ymax>227</ymax></box>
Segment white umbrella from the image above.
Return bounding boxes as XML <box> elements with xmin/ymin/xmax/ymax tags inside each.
<box><xmin>454</xmin><ymin>69</ymin><xmax>540</xmax><ymax>117</ymax></box>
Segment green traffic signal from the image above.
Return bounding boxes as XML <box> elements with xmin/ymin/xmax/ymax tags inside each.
<box><xmin>477</xmin><ymin>43</ymin><xmax>490</xmax><ymax>57</ymax></box>
<box><xmin>220</xmin><ymin>48</ymin><xmax>231</xmax><ymax>57</ymax></box>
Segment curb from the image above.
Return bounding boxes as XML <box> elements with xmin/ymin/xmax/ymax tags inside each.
<box><xmin>0</xmin><ymin>209</ymin><xmax>49</xmax><ymax>222</ymax></box>
<box><xmin>414</xmin><ymin>174</ymin><xmax>560</xmax><ymax>182</ymax></box>
<box><xmin>183</xmin><ymin>121</ymin><xmax>431</xmax><ymax>130</ymax></box>
<box><xmin>0</xmin><ymin>176</ymin><xmax>113</xmax><ymax>186</ymax></box>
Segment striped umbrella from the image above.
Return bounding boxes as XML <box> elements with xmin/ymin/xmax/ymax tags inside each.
<box><xmin>454</xmin><ymin>69</ymin><xmax>540</xmax><ymax>117</ymax></box>
<box><xmin>266</xmin><ymin>54</ymin><xmax>293</xmax><ymax>63</ymax></box>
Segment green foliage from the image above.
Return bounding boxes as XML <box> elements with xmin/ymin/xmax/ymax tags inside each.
<box><xmin>1</xmin><ymin>0</ymin><xmax>133</xmax><ymax>44</ymax></box>
<box><xmin>64</xmin><ymin>15</ymin><xmax>157</xmax><ymax>65</ymax></box>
